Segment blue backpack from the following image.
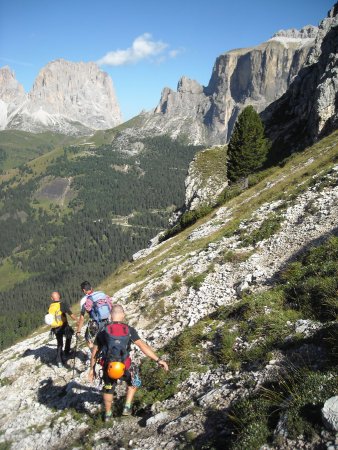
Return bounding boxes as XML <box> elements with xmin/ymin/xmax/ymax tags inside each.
<box><xmin>86</xmin><ymin>291</ymin><xmax>112</xmax><ymax>323</ymax></box>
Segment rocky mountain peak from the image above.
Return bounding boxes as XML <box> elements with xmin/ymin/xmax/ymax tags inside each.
<box><xmin>329</xmin><ymin>2</ymin><xmax>338</xmax><ymax>18</ymax></box>
<box><xmin>150</xmin><ymin>20</ymin><xmax>317</xmax><ymax>145</ymax></box>
<box><xmin>0</xmin><ymin>66</ymin><xmax>25</xmax><ymax>102</ymax></box>
<box><xmin>177</xmin><ymin>76</ymin><xmax>203</xmax><ymax>94</ymax></box>
<box><xmin>1</xmin><ymin>59</ymin><xmax>122</xmax><ymax>135</ymax></box>
<box><xmin>271</xmin><ymin>25</ymin><xmax>319</xmax><ymax>40</ymax></box>
<box><xmin>27</xmin><ymin>59</ymin><xmax>122</xmax><ymax>130</ymax></box>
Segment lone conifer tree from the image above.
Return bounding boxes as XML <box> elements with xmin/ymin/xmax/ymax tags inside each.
<box><xmin>227</xmin><ymin>105</ymin><xmax>270</xmax><ymax>183</ymax></box>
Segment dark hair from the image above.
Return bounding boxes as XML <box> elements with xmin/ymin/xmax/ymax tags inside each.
<box><xmin>80</xmin><ymin>281</ymin><xmax>92</xmax><ymax>291</ymax></box>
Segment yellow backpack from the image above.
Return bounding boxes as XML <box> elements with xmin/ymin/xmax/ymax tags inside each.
<box><xmin>47</xmin><ymin>301</ymin><xmax>65</xmax><ymax>328</ymax></box>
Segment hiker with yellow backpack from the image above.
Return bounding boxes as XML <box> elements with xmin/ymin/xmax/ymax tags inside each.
<box><xmin>45</xmin><ymin>291</ymin><xmax>79</xmax><ymax>368</ymax></box>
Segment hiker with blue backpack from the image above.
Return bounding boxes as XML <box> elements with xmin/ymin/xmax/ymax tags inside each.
<box><xmin>76</xmin><ymin>281</ymin><xmax>113</xmax><ymax>360</ymax></box>
<box><xmin>88</xmin><ymin>304</ymin><xmax>168</xmax><ymax>420</ymax></box>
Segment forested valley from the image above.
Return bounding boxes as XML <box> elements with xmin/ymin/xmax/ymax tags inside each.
<box><xmin>0</xmin><ymin>134</ymin><xmax>202</xmax><ymax>349</ymax></box>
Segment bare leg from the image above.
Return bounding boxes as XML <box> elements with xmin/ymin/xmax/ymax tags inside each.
<box><xmin>103</xmin><ymin>393</ymin><xmax>113</xmax><ymax>414</ymax></box>
<box><xmin>126</xmin><ymin>386</ymin><xmax>137</xmax><ymax>404</ymax></box>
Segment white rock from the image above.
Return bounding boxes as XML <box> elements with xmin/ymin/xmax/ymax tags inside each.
<box><xmin>322</xmin><ymin>396</ymin><xmax>338</xmax><ymax>431</ymax></box>
<box><xmin>146</xmin><ymin>412</ymin><xmax>170</xmax><ymax>426</ymax></box>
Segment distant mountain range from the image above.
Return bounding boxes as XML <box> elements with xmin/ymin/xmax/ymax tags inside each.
<box><xmin>0</xmin><ymin>24</ymin><xmax>318</xmax><ymax>141</ymax></box>
<box><xmin>0</xmin><ymin>60</ymin><xmax>121</xmax><ymax>135</ymax></box>
<box><xmin>0</xmin><ymin>4</ymin><xmax>337</xmax><ymax>154</ymax></box>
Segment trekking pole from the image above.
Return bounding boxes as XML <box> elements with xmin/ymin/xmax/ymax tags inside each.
<box><xmin>72</xmin><ymin>334</ymin><xmax>78</xmax><ymax>379</ymax></box>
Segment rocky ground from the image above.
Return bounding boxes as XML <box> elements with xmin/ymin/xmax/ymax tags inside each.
<box><xmin>123</xmin><ymin>165</ymin><xmax>338</xmax><ymax>349</ymax></box>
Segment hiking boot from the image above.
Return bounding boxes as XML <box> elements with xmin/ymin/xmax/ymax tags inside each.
<box><xmin>104</xmin><ymin>412</ymin><xmax>113</xmax><ymax>422</ymax></box>
<box><xmin>122</xmin><ymin>405</ymin><xmax>132</xmax><ymax>416</ymax></box>
<box><xmin>57</xmin><ymin>362</ymin><xmax>64</xmax><ymax>368</ymax></box>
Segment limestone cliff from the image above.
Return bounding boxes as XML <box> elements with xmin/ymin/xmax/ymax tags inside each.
<box><xmin>263</xmin><ymin>4</ymin><xmax>338</xmax><ymax>158</ymax></box>
<box><xmin>150</xmin><ymin>27</ymin><xmax>317</xmax><ymax>145</ymax></box>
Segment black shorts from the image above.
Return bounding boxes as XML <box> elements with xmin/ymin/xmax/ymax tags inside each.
<box><xmin>102</xmin><ymin>369</ymin><xmax>133</xmax><ymax>393</ymax></box>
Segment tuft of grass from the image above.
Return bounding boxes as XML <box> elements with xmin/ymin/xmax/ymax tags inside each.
<box><xmin>172</xmin><ymin>273</ymin><xmax>182</xmax><ymax>283</ymax></box>
<box><xmin>185</xmin><ymin>273</ymin><xmax>207</xmax><ymax>290</ymax></box>
<box><xmin>240</xmin><ymin>213</ymin><xmax>283</xmax><ymax>247</ymax></box>
<box><xmin>228</xmin><ymin>397</ymin><xmax>271</xmax><ymax>450</ymax></box>
<box><xmin>0</xmin><ymin>377</ymin><xmax>11</xmax><ymax>387</ymax></box>
<box><xmin>220</xmin><ymin>366</ymin><xmax>338</xmax><ymax>450</ymax></box>
<box><xmin>221</xmin><ymin>249</ymin><xmax>253</xmax><ymax>264</ymax></box>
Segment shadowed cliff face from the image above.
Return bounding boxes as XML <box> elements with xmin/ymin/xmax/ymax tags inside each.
<box><xmin>203</xmin><ymin>39</ymin><xmax>313</xmax><ymax>142</ymax></box>
<box><xmin>263</xmin><ymin>5</ymin><xmax>338</xmax><ymax>161</ymax></box>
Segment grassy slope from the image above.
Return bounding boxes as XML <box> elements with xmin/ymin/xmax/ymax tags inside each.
<box><xmin>136</xmin><ymin>236</ymin><xmax>338</xmax><ymax>449</ymax></box>
<box><xmin>193</xmin><ymin>145</ymin><xmax>227</xmax><ymax>188</ymax></box>
<box><xmin>0</xmin><ymin>130</ymin><xmax>76</xmax><ymax>171</ymax></box>
<box><xmin>100</xmin><ymin>129</ymin><xmax>338</xmax><ymax>296</ymax></box>
<box><xmin>85</xmin><ymin>115</ymin><xmax>146</xmax><ymax>146</ymax></box>
<box><xmin>0</xmin><ymin>259</ymin><xmax>31</xmax><ymax>291</ymax></box>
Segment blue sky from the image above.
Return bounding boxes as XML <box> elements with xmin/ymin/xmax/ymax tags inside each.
<box><xmin>0</xmin><ymin>0</ymin><xmax>334</xmax><ymax>120</ymax></box>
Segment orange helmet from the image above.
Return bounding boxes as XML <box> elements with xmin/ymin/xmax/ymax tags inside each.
<box><xmin>107</xmin><ymin>361</ymin><xmax>125</xmax><ymax>379</ymax></box>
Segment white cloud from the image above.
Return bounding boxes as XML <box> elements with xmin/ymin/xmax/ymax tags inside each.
<box><xmin>97</xmin><ymin>33</ymin><xmax>169</xmax><ymax>66</ymax></box>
